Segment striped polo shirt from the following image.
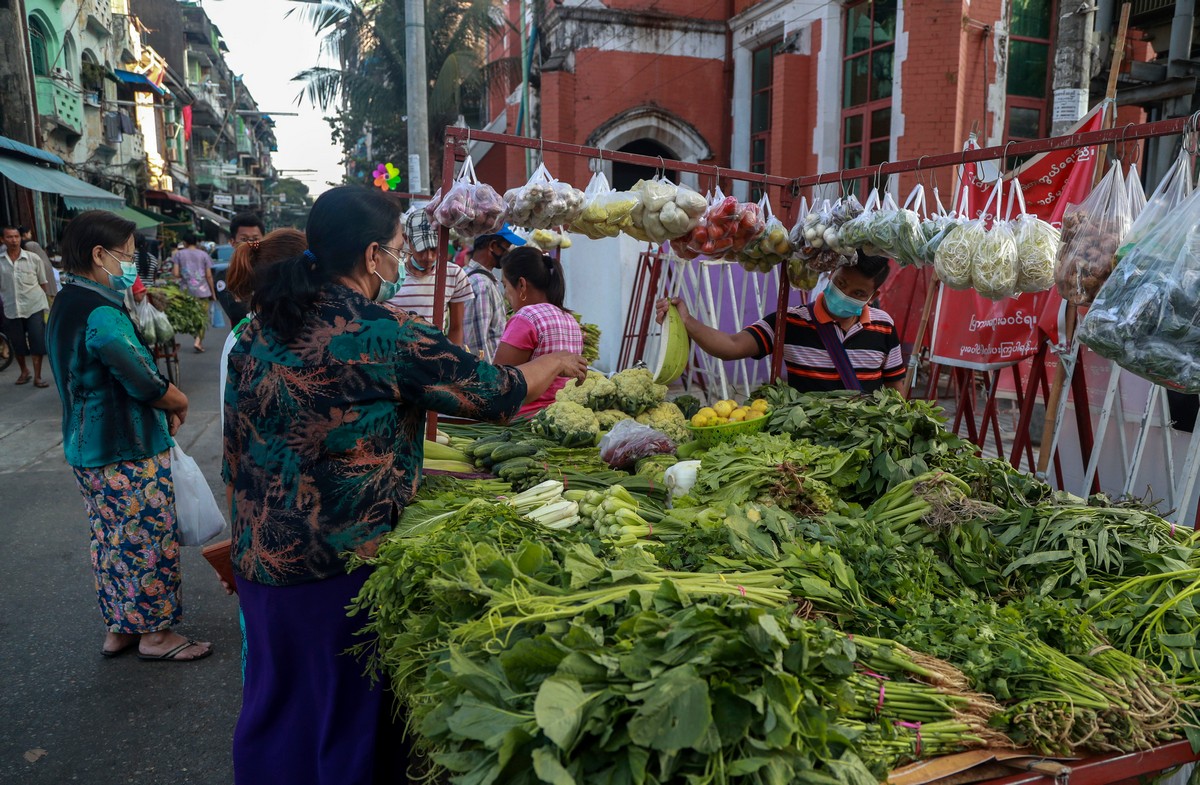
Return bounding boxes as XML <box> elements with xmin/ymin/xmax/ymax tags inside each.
<box><xmin>744</xmin><ymin>294</ymin><xmax>905</xmax><ymax>392</ymax></box>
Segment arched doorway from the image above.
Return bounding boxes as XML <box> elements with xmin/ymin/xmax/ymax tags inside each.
<box><xmin>612</xmin><ymin>139</ymin><xmax>678</xmax><ymax>191</ymax></box>
<box><xmin>588</xmin><ymin>106</ymin><xmax>712</xmax><ymax>190</ymax></box>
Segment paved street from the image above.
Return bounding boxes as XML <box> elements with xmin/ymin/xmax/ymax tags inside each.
<box><xmin>1</xmin><ymin>328</ymin><xmax>241</xmax><ymax>785</ymax></box>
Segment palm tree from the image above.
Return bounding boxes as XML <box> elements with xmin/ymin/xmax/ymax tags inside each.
<box><xmin>289</xmin><ymin>0</ymin><xmax>518</xmax><ymax>187</ymax></box>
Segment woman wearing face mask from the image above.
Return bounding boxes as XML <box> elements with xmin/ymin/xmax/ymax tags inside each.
<box><xmin>224</xmin><ymin>186</ymin><xmax>587</xmax><ymax>785</ymax></box>
<box><xmin>655</xmin><ymin>251</ymin><xmax>905</xmax><ymax>393</ymax></box>
<box><xmin>46</xmin><ymin>210</ymin><xmax>211</xmax><ymax>662</ymax></box>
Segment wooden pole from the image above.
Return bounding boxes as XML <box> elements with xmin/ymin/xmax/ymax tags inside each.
<box><xmin>901</xmin><ymin>272</ymin><xmax>940</xmax><ymax>398</ymax></box>
<box><xmin>1036</xmin><ymin>2</ymin><xmax>1130</xmax><ymax>476</ymax></box>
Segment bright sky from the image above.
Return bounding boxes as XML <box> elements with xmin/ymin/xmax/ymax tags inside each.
<box><xmin>199</xmin><ymin>0</ymin><xmax>344</xmax><ymax>195</ymax></box>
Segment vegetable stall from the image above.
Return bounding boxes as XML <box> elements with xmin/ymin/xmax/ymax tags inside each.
<box><xmin>373</xmin><ymin>111</ymin><xmax>1200</xmax><ymax>785</ymax></box>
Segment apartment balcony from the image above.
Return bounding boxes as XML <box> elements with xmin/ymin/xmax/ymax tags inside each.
<box><xmin>35</xmin><ymin>76</ymin><xmax>84</xmax><ymax>138</ymax></box>
<box><xmin>84</xmin><ymin>0</ymin><xmax>113</xmax><ymax>37</ymax></box>
<box><xmin>112</xmin><ymin>13</ymin><xmax>138</xmax><ymax>64</ymax></box>
<box><xmin>194</xmin><ymin>160</ymin><xmax>230</xmax><ymax>191</ymax></box>
<box><xmin>186</xmin><ymin>82</ymin><xmax>224</xmax><ymax>127</ymax></box>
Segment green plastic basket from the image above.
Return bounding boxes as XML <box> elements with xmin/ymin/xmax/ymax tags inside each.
<box><xmin>686</xmin><ymin>415</ymin><xmax>767</xmax><ymax>448</ymax></box>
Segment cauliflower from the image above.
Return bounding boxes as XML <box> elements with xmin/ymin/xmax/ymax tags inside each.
<box><xmin>531</xmin><ymin>401</ymin><xmax>600</xmax><ymax>448</ymax></box>
<box><xmin>596</xmin><ymin>409</ymin><xmax>632</xmax><ymax>430</ymax></box>
<box><xmin>556</xmin><ymin>370</ymin><xmax>616</xmax><ymax>411</ymax></box>
<box><xmin>610</xmin><ymin>368</ymin><xmax>669</xmax><ymax>416</ymax></box>
<box><xmin>634</xmin><ymin>401</ymin><xmax>691</xmax><ymax>443</ymax></box>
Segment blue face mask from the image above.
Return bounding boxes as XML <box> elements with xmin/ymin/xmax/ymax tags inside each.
<box><xmin>374</xmin><ymin>247</ymin><xmax>408</xmax><ymax>302</ymax></box>
<box><xmin>823</xmin><ymin>282</ymin><xmax>870</xmax><ymax>319</ymax></box>
<box><xmin>102</xmin><ymin>250</ymin><xmax>139</xmax><ymax>291</ymax></box>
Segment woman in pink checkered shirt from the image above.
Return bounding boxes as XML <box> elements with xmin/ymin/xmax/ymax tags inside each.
<box><xmin>494</xmin><ymin>247</ymin><xmax>583</xmax><ymax>418</ymax></box>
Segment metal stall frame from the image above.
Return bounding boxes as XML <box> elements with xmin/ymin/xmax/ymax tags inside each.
<box><xmin>428</xmin><ymin>116</ymin><xmax>1195</xmax><ymax>440</ymax></box>
<box><xmin>429</xmin><ymin>126</ymin><xmax>802</xmax><ymax>437</ymax></box>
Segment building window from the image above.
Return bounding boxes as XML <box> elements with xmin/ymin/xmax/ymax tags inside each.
<box><xmin>1005</xmin><ymin>0</ymin><xmax>1055</xmax><ymax>147</ymax></box>
<box><xmin>750</xmin><ymin>42</ymin><xmax>775</xmax><ymax>200</ymax></box>
<box><xmin>841</xmin><ymin>0</ymin><xmax>896</xmax><ymax>196</ymax></box>
<box><xmin>29</xmin><ymin>17</ymin><xmax>51</xmax><ymax>77</ymax></box>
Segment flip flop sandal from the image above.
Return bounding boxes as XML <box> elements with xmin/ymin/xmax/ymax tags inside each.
<box><xmin>33</xmin><ymin>380</ymin><xmax>49</xmax><ymax>388</ymax></box>
<box><xmin>138</xmin><ymin>639</ymin><xmax>214</xmax><ymax>663</ymax></box>
<box><xmin>15</xmin><ymin>376</ymin><xmax>30</xmax><ymax>385</ymax></box>
<box><xmin>101</xmin><ymin>641</ymin><xmax>139</xmax><ymax>658</ymax></box>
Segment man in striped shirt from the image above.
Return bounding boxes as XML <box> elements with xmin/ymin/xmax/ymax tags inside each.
<box><xmin>387</xmin><ymin>209</ymin><xmax>473</xmax><ymax>345</ymax></box>
<box><xmin>656</xmin><ymin>252</ymin><xmax>905</xmax><ymax>393</ymax></box>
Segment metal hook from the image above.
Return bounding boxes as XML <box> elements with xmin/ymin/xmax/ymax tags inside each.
<box><xmin>875</xmin><ymin>160</ymin><xmax>889</xmax><ymax>192</ymax></box>
<box><xmin>658</xmin><ymin>156</ymin><xmax>666</xmax><ymax>178</ymax></box>
<box><xmin>915</xmin><ymin>155</ymin><xmax>932</xmax><ymax>199</ymax></box>
<box><xmin>1001</xmin><ymin>141</ymin><xmax>1017</xmax><ymax>177</ymax></box>
<box><xmin>1115</xmin><ymin>123</ymin><xmax>1135</xmax><ymax>163</ymax></box>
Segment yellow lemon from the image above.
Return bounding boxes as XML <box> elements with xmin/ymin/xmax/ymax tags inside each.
<box><xmin>747</xmin><ymin>409</ymin><xmax>765</xmax><ymax>420</ymax></box>
<box><xmin>690</xmin><ymin>413</ymin><xmax>710</xmax><ymax>428</ymax></box>
<box><xmin>696</xmin><ymin>406</ymin><xmax>717</xmax><ymax>420</ymax></box>
<box><xmin>751</xmin><ymin>399</ymin><xmax>769</xmax><ymax>412</ymax></box>
<box><xmin>713</xmin><ymin>416</ymin><xmax>730</xmax><ymax>425</ymax></box>
<box><xmin>729</xmin><ymin>409</ymin><xmax>748</xmax><ymax>422</ymax></box>
<box><xmin>712</xmin><ymin>400</ymin><xmax>735</xmax><ymax>418</ymax></box>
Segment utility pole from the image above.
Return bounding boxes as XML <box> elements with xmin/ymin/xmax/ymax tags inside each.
<box><xmin>405</xmin><ymin>0</ymin><xmax>429</xmax><ymax>197</ymax></box>
<box><xmin>1050</xmin><ymin>2</ymin><xmax>1095</xmax><ymax>135</ymax></box>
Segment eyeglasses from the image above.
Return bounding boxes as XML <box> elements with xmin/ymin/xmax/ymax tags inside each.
<box><xmin>104</xmin><ymin>248</ymin><xmax>136</xmax><ymax>264</ymax></box>
<box><xmin>380</xmin><ymin>245</ymin><xmax>412</xmax><ymax>265</ymax></box>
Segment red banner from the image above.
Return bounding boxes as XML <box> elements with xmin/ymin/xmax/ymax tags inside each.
<box><xmin>929</xmin><ymin>107</ymin><xmax>1105</xmax><ymax>369</ymax></box>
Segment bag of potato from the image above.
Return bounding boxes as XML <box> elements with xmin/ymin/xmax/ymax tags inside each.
<box><xmin>1054</xmin><ymin>162</ymin><xmax>1132</xmax><ymax>306</ymax></box>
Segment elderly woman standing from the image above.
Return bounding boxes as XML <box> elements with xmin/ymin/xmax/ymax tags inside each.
<box><xmin>224</xmin><ymin>186</ymin><xmax>586</xmax><ymax>784</ymax></box>
<box><xmin>46</xmin><ymin>210</ymin><xmax>211</xmax><ymax>662</ymax></box>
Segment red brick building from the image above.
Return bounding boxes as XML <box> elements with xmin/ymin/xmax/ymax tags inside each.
<box><xmin>471</xmin><ymin>0</ymin><xmax>1077</xmax><ymax>202</ymax></box>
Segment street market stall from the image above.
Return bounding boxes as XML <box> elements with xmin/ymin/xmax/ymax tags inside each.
<box><xmin>365</xmin><ymin>103</ymin><xmax>1200</xmax><ymax>785</ymax></box>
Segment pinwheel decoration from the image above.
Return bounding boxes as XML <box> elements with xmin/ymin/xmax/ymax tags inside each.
<box><xmin>373</xmin><ymin>162</ymin><xmax>402</xmax><ymax>191</ymax></box>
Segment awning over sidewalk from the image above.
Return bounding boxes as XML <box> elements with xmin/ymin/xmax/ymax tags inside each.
<box><xmin>0</xmin><ymin>155</ymin><xmax>124</xmax><ymax>211</ymax></box>
<box><xmin>113</xmin><ymin>69</ymin><xmax>165</xmax><ymax>96</ymax></box>
<box><xmin>0</xmin><ymin>134</ymin><xmax>63</xmax><ymax>166</ymax></box>
<box><xmin>111</xmin><ymin>204</ymin><xmax>162</xmax><ymax>231</ymax></box>
<box><xmin>188</xmin><ymin>204</ymin><xmax>229</xmax><ymax>231</ymax></box>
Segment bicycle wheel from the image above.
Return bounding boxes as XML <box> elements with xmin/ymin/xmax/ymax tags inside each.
<box><xmin>0</xmin><ymin>333</ymin><xmax>12</xmax><ymax>372</ymax></box>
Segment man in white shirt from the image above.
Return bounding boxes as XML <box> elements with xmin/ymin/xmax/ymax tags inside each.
<box><xmin>2</xmin><ymin>225</ymin><xmax>54</xmax><ymax>387</ymax></box>
<box><xmin>386</xmin><ymin>209</ymin><xmax>473</xmax><ymax>346</ymax></box>
<box><xmin>462</xmin><ymin>225</ymin><xmax>524</xmax><ymax>361</ymax></box>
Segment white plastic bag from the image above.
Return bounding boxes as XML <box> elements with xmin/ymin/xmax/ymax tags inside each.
<box><xmin>171</xmin><ymin>444</ymin><xmax>226</xmax><ymax>546</ymax></box>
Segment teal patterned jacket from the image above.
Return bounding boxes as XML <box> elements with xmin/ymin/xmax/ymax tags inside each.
<box><xmin>223</xmin><ymin>283</ymin><xmax>527</xmax><ymax>586</ymax></box>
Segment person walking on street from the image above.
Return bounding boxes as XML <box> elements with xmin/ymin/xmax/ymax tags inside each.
<box><xmin>385</xmin><ymin>209</ymin><xmax>473</xmax><ymax>346</ymax></box>
<box><xmin>133</xmin><ymin>234</ymin><xmax>160</xmax><ymax>284</ymax></box>
<box><xmin>462</xmin><ymin>225</ymin><xmax>523</xmax><ymax>362</ymax></box>
<box><xmin>2</xmin><ymin>225</ymin><xmax>54</xmax><ymax>387</ymax></box>
<box><xmin>20</xmin><ymin>225</ymin><xmax>57</xmax><ymax>290</ymax></box>
<box><xmin>171</xmin><ymin>233</ymin><xmax>215</xmax><ymax>352</ymax></box>
<box><xmin>46</xmin><ymin>210</ymin><xmax>211</xmax><ymax>663</ymax></box>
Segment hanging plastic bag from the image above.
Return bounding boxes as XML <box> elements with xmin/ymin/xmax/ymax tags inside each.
<box><xmin>1054</xmin><ymin>162</ymin><xmax>1132</xmax><ymax>306</ymax></box>
<box><xmin>171</xmin><ymin>445</ymin><xmax>226</xmax><ymax>546</ymax></box>
<box><xmin>1078</xmin><ymin>184</ymin><xmax>1200</xmax><ymax>391</ymax></box>
<box><xmin>917</xmin><ymin>188</ymin><xmax>963</xmax><ymax>266</ymax></box>
<box><xmin>890</xmin><ymin>185</ymin><xmax>929</xmax><ymax>267</ymax></box>
<box><xmin>151</xmin><ymin>309</ymin><xmax>175</xmax><ymax>345</ymax></box>
<box><xmin>969</xmin><ymin>179</ymin><xmax>1019</xmax><ymax>300</ymax></box>
<box><xmin>793</xmin><ymin>195</ymin><xmax>862</xmax><ymax>272</ymax></box>
<box><xmin>1004</xmin><ymin>176</ymin><xmax>1059</xmax><ymax>294</ymax></box>
<box><xmin>598</xmin><ymin>419</ymin><xmax>676</xmax><ymax>470</ymax></box>
<box><xmin>503</xmin><ymin>162</ymin><xmax>586</xmax><ymax>230</ymax></box>
<box><xmin>1126</xmin><ymin>163</ymin><xmax>1147</xmax><ymax>221</ymax></box>
<box><xmin>528</xmin><ymin>228</ymin><xmax>572</xmax><ymax>251</ymax></box>
<box><xmin>1114</xmin><ymin>150</ymin><xmax>1194</xmax><ymax>270</ymax></box>
<box><xmin>570</xmin><ymin>171</ymin><xmax>639</xmax><ymax>240</ymax></box>
<box><xmin>838</xmin><ymin>188</ymin><xmax>881</xmax><ymax>251</ymax></box>
<box><xmin>433</xmin><ymin>157</ymin><xmax>506</xmax><ymax>237</ymax></box>
<box><xmin>738</xmin><ymin>196</ymin><xmax>792</xmax><ymax>273</ymax></box>
<box><xmin>684</xmin><ymin>188</ymin><xmax>742</xmax><ymax>257</ymax></box>
<box><xmin>628</xmin><ymin>178</ymin><xmax>705</xmax><ymax>243</ymax></box>
<box><xmin>933</xmin><ymin>183</ymin><xmax>978</xmax><ymax>289</ymax></box>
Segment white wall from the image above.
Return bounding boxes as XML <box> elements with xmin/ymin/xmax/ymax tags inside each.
<box><xmin>559</xmin><ymin>232</ymin><xmax>647</xmax><ymax>373</ymax></box>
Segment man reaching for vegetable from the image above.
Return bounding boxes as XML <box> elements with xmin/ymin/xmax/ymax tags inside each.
<box><xmin>655</xmin><ymin>251</ymin><xmax>905</xmax><ymax>393</ymax></box>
